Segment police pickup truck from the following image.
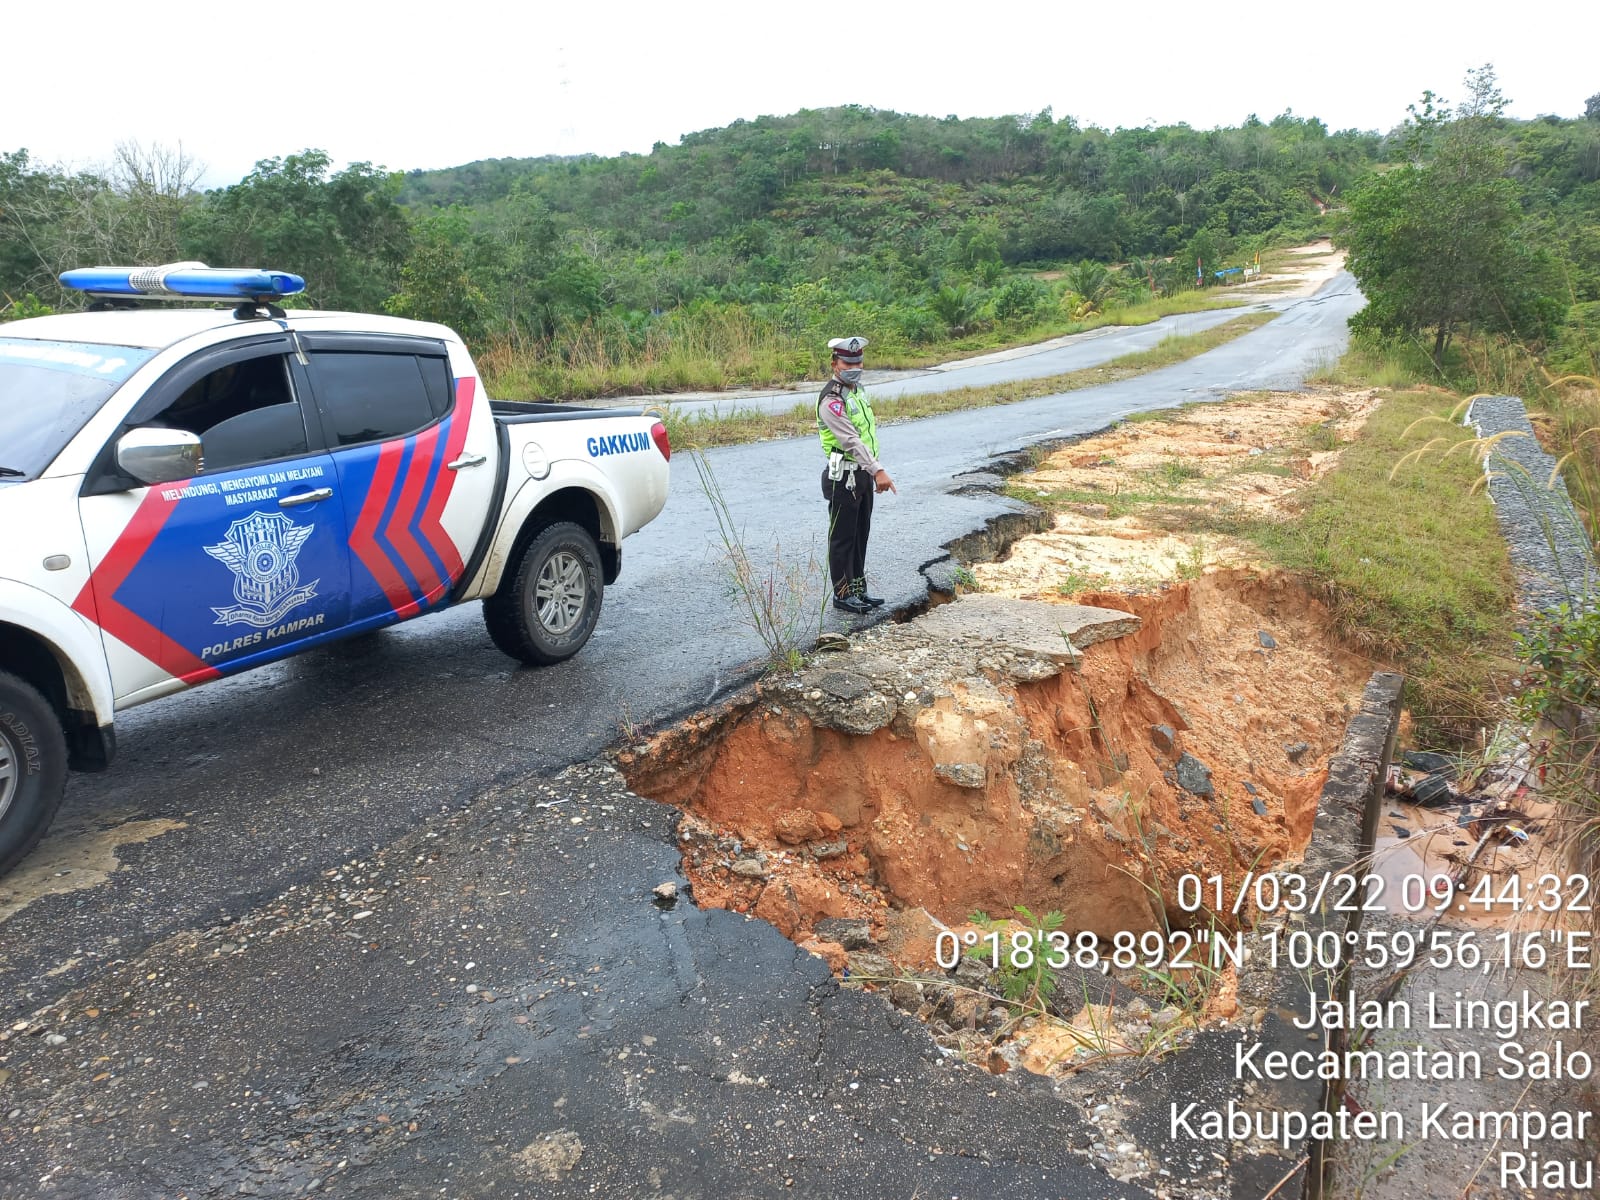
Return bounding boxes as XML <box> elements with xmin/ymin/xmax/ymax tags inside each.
<box><xmin>0</xmin><ymin>265</ymin><xmax>670</xmax><ymax>876</ymax></box>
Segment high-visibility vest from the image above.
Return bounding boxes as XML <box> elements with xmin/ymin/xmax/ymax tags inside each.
<box><xmin>816</xmin><ymin>381</ymin><xmax>879</xmax><ymax>462</ymax></box>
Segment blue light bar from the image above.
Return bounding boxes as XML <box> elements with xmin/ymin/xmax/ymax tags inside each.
<box><xmin>60</xmin><ymin>263</ymin><xmax>306</xmax><ymax>301</ymax></box>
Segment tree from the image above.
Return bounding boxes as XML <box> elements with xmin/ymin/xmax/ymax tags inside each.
<box><xmin>1341</xmin><ymin>71</ymin><xmax>1567</xmax><ymax>362</ymax></box>
<box><xmin>385</xmin><ymin>207</ymin><xmax>493</xmax><ymax>341</ymax></box>
<box><xmin>1060</xmin><ymin>260</ymin><xmax>1115</xmax><ymax>309</ymax></box>
<box><xmin>104</xmin><ymin>140</ymin><xmax>204</xmax><ymax>265</ymax></box>
<box><xmin>180</xmin><ymin>151</ymin><xmax>409</xmax><ymax>311</ymax></box>
<box><xmin>1586</xmin><ymin>92</ymin><xmax>1600</xmax><ymax>122</ymax></box>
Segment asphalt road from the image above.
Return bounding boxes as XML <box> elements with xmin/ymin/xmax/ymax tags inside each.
<box><xmin>609</xmin><ymin>293</ymin><xmax>1296</xmax><ymax>421</ymax></box>
<box><xmin>0</xmin><ymin>271</ymin><xmax>1362</xmax><ymax>1198</ymax></box>
<box><xmin>868</xmin><ymin>305</ymin><xmax>1255</xmax><ymax>397</ymax></box>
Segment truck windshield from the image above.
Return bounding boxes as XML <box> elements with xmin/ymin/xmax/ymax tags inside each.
<box><xmin>0</xmin><ymin>338</ymin><xmax>156</xmax><ymax>481</ymax></box>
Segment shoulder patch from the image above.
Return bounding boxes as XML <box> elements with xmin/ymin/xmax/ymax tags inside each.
<box><xmin>827</xmin><ymin>398</ymin><xmax>846</xmax><ymax>417</ymax></box>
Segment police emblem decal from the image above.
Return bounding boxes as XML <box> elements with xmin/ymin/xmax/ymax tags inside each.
<box><xmin>204</xmin><ymin>510</ymin><xmax>321</xmax><ymax>628</ymax></box>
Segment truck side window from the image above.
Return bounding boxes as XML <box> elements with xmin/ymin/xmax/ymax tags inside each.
<box><xmin>419</xmin><ymin>355</ymin><xmax>453</xmax><ymax>420</ymax></box>
<box><xmin>310</xmin><ymin>352</ymin><xmax>438</xmax><ymax>447</ymax></box>
<box><xmin>140</xmin><ymin>354</ymin><xmax>309</xmax><ymax>473</ymax></box>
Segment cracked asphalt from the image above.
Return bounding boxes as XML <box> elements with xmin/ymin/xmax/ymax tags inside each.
<box><xmin>2</xmin><ymin>766</ymin><xmax>1144</xmax><ymax>1198</ymax></box>
<box><xmin>0</xmin><ymin>274</ymin><xmax>1362</xmax><ymax>1198</ymax></box>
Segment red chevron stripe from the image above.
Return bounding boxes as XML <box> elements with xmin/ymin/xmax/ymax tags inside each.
<box><xmin>415</xmin><ymin>377</ymin><xmax>474</xmax><ymax>582</ymax></box>
<box><xmin>348</xmin><ymin>439</ymin><xmax>413</xmax><ymax>612</ymax></box>
<box><xmin>384</xmin><ymin>424</ymin><xmax>444</xmax><ymax>620</ymax></box>
<box><xmin>72</xmin><ymin>488</ymin><xmax>220</xmax><ymax>684</ymax></box>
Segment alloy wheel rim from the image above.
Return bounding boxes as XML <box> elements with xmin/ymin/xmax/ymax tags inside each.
<box><xmin>534</xmin><ymin>550</ymin><xmax>588</xmax><ymax>636</ymax></box>
<box><xmin>0</xmin><ymin>725</ymin><xmax>18</xmax><ymax>823</ymax></box>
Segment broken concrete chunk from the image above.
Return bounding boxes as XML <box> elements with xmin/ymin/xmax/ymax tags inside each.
<box><xmin>813</xmin><ymin>691</ymin><xmax>898</xmax><ymax>736</ymax></box>
<box><xmin>845</xmin><ymin>950</ymin><xmax>895</xmax><ymax>980</ymax></box>
<box><xmin>948</xmin><ymin>993</ymin><xmax>987</xmax><ymax>1030</ymax></box>
<box><xmin>816</xmin><ymin>670</ymin><xmax>872</xmax><ymax>701</ymax></box>
<box><xmin>730</xmin><ymin>858</ymin><xmax>767</xmax><ymax>879</ymax></box>
<box><xmin>1175</xmin><ymin>752</ymin><xmax>1214</xmax><ymax>796</ymax></box>
<box><xmin>933</xmin><ymin>761</ymin><xmax>987</xmax><ymax>789</ymax></box>
<box><xmin>1004</xmin><ymin>657</ymin><xmax>1061</xmax><ymax>682</ymax></box>
<box><xmin>911</xmin><ymin>595</ymin><xmax>1141</xmax><ymax>667</ymax></box>
<box><xmin>952</xmin><ymin>954</ymin><xmax>990</xmax><ymax>987</ymax></box>
<box><xmin>816</xmin><ymin>917</ymin><xmax>873</xmax><ymax>951</ymax></box>
<box><xmin>1284</xmin><ymin>741</ymin><xmax>1311</xmax><ymax>764</ymax></box>
<box><xmin>889</xmin><ymin>981</ymin><xmax>923</xmax><ymax>1011</ymax></box>
<box><xmin>1150</xmin><ymin>724</ymin><xmax>1176</xmax><ymax>754</ymax></box>
<box><xmin>809</xmin><ymin>840</ymin><xmax>848</xmax><ymax>860</ymax></box>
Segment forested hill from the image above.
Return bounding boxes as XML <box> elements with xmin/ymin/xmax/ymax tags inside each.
<box><xmin>5</xmin><ymin>96</ymin><xmax>1596</xmax><ymax>398</ymax></box>
<box><xmin>396</xmin><ymin>105</ymin><xmax>1378</xmax><ymax>268</ymax></box>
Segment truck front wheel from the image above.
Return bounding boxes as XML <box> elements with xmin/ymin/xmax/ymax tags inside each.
<box><xmin>483</xmin><ymin>521</ymin><xmax>604</xmax><ymax>666</ymax></box>
<box><xmin>0</xmin><ymin>671</ymin><xmax>68</xmax><ymax>877</ymax></box>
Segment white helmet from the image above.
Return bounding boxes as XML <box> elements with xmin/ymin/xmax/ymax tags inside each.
<box><xmin>827</xmin><ymin>336</ymin><xmax>868</xmax><ymax>361</ymax></box>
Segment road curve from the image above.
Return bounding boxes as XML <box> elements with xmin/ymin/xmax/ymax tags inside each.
<box><xmin>1</xmin><ymin>270</ymin><xmax>1362</xmax><ymax>1014</ymax></box>
<box><xmin>0</xmin><ymin>271</ymin><xmax>1361</xmax><ymax>1198</ymax></box>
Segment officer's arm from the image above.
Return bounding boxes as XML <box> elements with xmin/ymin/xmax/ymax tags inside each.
<box><xmin>818</xmin><ymin>395</ymin><xmax>882</xmax><ymax>475</ymax></box>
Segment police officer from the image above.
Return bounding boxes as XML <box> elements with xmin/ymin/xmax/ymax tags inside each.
<box><xmin>817</xmin><ymin>336</ymin><xmax>895</xmax><ymax>615</ymax></box>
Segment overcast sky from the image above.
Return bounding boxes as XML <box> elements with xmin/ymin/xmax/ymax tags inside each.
<box><xmin>9</xmin><ymin>1</ymin><xmax>1594</xmax><ymax>189</ymax></box>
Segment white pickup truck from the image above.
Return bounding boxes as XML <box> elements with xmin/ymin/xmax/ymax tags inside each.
<box><xmin>0</xmin><ymin>266</ymin><xmax>670</xmax><ymax>875</ymax></box>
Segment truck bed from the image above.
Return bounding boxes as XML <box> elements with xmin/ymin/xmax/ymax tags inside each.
<box><xmin>490</xmin><ymin>400</ymin><xmax>651</xmax><ymax>424</ymax></box>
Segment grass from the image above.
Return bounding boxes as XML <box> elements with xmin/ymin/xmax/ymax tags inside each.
<box><xmin>1002</xmin><ymin>337</ymin><xmax>1524</xmax><ymax>741</ymax></box>
<box><xmin>1211</xmin><ymin>388</ymin><xmax>1518</xmax><ymax>742</ymax></box>
<box><xmin>1056</xmin><ymin>569</ymin><xmax>1110</xmax><ymax>597</ymax></box>
<box><xmin>477</xmin><ymin>289</ymin><xmax>1254</xmax><ymax>403</ymax></box>
<box><xmin>690</xmin><ymin>449</ymin><xmax>826</xmax><ymax>673</ymax></box>
<box><xmin>1313</xmin><ymin>333</ymin><xmax>1600</xmax><ymax>545</ymax></box>
<box><xmin>477</xmin><ymin>305</ymin><xmax>811</xmax><ymax>400</ymax></box>
<box><xmin>1275</xmin><ymin>330</ymin><xmax>1600</xmax><ymax>741</ymax></box>
<box><xmin>660</xmin><ymin>311</ymin><xmax>1280</xmax><ymax>451</ymax></box>
<box><xmin>1008</xmin><ymin>483</ymin><xmax>1206</xmax><ymax>519</ymax></box>
<box><xmin>1309</xmin><ymin>334</ymin><xmax>1445</xmax><ymax>392</ymax></box>
<box><xmin>1155</xmin><ymin>461</ymin><xmax>1204</xmax><ymax>491</ymax></box>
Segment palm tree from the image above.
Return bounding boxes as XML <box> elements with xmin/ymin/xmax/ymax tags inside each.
<box><xmin>930</xmin><ymin>284</ymin><xmax>983</xmax><ymax>336</ymax></box>
<box><xmin>1060</xmin><ymin>260</ymin><xmax>1116</xmax><ymax>312</ymax></box>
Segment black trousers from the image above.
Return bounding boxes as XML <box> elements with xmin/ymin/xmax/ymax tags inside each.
<box><xmin>821</xmin><ymin>466</ymin><xmax>874</xmax><ymax>597</ymax></box>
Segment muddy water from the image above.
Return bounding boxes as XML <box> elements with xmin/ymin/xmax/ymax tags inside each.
<box><xmin>0</xmin><ymin>812</ymin><xmax>186</xmax><ymax>922</ymax></box>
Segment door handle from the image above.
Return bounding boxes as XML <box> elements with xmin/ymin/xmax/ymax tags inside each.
<box><xmin>279</xmin><ymin>488</ymin><xmax>333</xmax><ymax>508</ymax></box>
<box><xmin>447</xmin><ymin>453</ymin><xmax>487</xmax><ymax>471</ymax></box>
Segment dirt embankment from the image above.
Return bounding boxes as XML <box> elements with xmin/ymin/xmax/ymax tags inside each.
<box><xmin>625</xmin><ymin>569</ymin><xmax>1369</xmax><ymax>967</ymax></box>
<box><xmin>984</xmin><ymin>389</ymin><xmax>1379</xmax><ymax>593</ymax></box>
<box><xmin>622</xmin><ymin>387</ymin><xmax>1383</xmax><ymax>1073</ymax></box>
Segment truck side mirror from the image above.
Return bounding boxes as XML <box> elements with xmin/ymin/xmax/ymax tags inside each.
<box><xmin>115</xmin><ymin>427</ymin><xmax>203</xmax><ymax>485</ymax></box>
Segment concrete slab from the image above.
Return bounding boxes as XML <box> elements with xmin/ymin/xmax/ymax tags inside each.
<box><xmin>910</xmin><ymin>595</ymin><xmax>1142</xmax><ymax>664</ymax></box>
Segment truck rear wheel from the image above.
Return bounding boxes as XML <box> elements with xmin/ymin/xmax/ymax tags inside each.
<box><xmin>483</xmin><ymin>521</ymin><xmax>604</xmax><ymax>666</ymax></box>
<box><xmin>0</xmin><ymin>671</ymin><xmax>68</xmax><ymax>877</ymax></box>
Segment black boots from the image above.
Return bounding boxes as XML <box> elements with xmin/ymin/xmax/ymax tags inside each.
<box><xmin>832</xmin><ymin>579</ymin><xmax>883</xmax><ymax>614</ymax></box>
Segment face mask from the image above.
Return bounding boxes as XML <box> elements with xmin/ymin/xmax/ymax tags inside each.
<box><xmin>838</xmin><ymin>368</ymin><xmax>863</xmax><ymax>386</ymax></box>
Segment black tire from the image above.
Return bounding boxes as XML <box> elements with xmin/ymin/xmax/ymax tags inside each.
<box><xmin>483</xmin><ymin>521</ymin><xmax>604</xmax><ymax>666</ymax></box>
<box><xmin>0</xmin><ymin>670</ymin><xmax>68</xmax><ymax>878</ymax></box>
